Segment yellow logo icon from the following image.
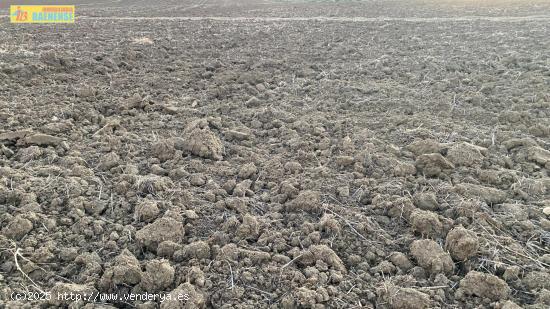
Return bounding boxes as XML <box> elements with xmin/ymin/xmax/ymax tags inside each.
<box><xmin>10</xmin><ymin>5</ymin><xmax>75</xmax><ymax>23</ymax></box>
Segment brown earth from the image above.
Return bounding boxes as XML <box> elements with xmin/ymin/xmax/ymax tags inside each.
<box><xmin>0</xmin><ymin>0</ymin><xmax>549</xmax><ymax>308</ymax></box>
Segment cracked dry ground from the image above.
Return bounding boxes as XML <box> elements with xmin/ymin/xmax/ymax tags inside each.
<box><xmin>1</xmin><ymin>3</ymin><xmax>550</xmax><ymax>309</ymax></box>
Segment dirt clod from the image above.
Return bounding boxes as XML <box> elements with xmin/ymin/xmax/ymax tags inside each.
<box><xmin>160</xmin><ymin>283</ymin><xmax>205</xmax><ymax>309</ymax></box>
<box><xmin>537</xmin><ymin>289</ymin><xmax>550</xmax><ymax>305</ymax></box>
<box><xmin>377</xmin><ymin>285</ymin><xmax>431</xmax><ymax>309</ymax></box>
<box><xmin>236</xmin><ymin>214</ymin><xmax>260</xmax><ymax>239</ymax></box>
<box><xmin>410</xmin><ymin>209</ymin><xmax>444</xmax><ymax>238</ymax></box>
<box><xmin>389</xmin><ymin>252</ymin><xmax>414</xmax><ymax>271</ymax></box>
<box><xmin>99</xmin><ymin>249</ymin><xmax>142</xmax><ymax>290</ymax></box>
<box><xmin>286</xmin><ymin>190</ymin><xmax>321</xmax><ymax>213</ymax></box>
<box><xmin>454</xmin><ymin>183</ymin><xmax>507</xmax><ymax>205</ymax></box>
<box><xmin>300</xmin><ymin>244</ymin><xmax>347</xmax><ymax>273</ymax></box>
<box><xmin>136</xmin><ymin>217</ymin><xmax>184</xmax><ymax>252</ymax></box>
<box><xmin>445</xmin><ymin>226</ymin><xmax>479</xmax><ymax>261</ymax></box>
<box><xmin>1</xmin><ymin>2</ymin><xmax>548</xmax><ymax>307</ymax></box>
<box><xmin>526</xmin><ymin>146</ymin><xmax>550</xmax><ymax>166</ymax></box>
<box><xmin>99</xmin><ymin>152</ymin><xmax>120</xmax><ymax>170</ymax></box>
<box><xmin>140</xmin><ymin>259</ymin><xmax>175</xmax><ymax>292</ymax></box>
<box><xmin>410</xmin><ymin>239</ymin><xmax>454</xmax><ymax>275</ymax></box>
<box><xmin>458</xmin><ymin>271</ymin><xmax>510</xmax><ymax>301</ymax></box>
<box><xmin>48</xmin><ymin>283</ymin><xmax>98</xmax><ymax>306</ymax></box>
<box><xmin>23</xmin><ymin>133</ymin><xmax>62</xmax><ymax>147</ymax></box>
<box><xmin>238</xmin><ymin>162</ymin><xmax>257</xmax><ymax>179</ymax></box>
<box><xmin>134</xmin><ymin>200</ymin><xmax>160</xmax><ymax>222</ymax></box>
<box><xmin>152</xmin><ymin>139</ymin><xmax>176</xmax><ymax>162</ymax></box>
<box><xmin>446</xmin><ymin>142</ymin><xmax>486</xmax><ymax>167</ymax></box>
<box><xmin>181</xmin><ymin>241</ymin><xmax>210</xmax><ymax>260</ymax></box>
<box><xmin>406</xmin><ymin>139</ymin><xmax>442</xmax><ymax>156</ymax></box>
<box><xmin>2</xmin><ymin>215</ymin><xmax>33</xmax><ymax>240</ymax></box>
<box><xmin>412</xmin><ymin>192</ymin><xmax>438</xmax><ymax>211</ymax></box>
<box><xmin>415</xmin><ymin>153</ymin><xmax>454</xmax><ymax>177</ymax></box>
<box><xmin>181</xmin><ymin>119</ymin><xmax>223</xmax><ymax>160</ymax></box>
<box><xmin>523</xmin><ymin>271</ymin><xmax>550</xmax><ymax>290</ymax></box>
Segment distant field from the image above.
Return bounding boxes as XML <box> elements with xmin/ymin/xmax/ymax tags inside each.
<box><xmin>1</xmin><ymin>1</ymin><xmax>549</xmax><ymax>308</ymax></box>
